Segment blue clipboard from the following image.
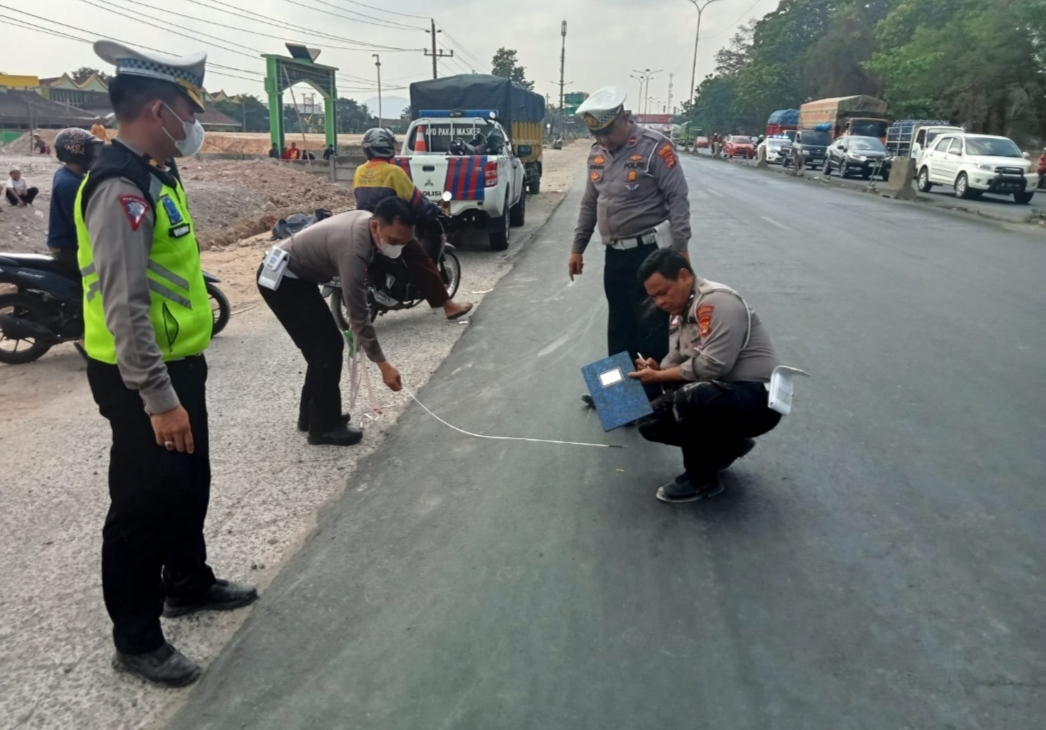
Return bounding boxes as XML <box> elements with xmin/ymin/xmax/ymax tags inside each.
<box><xmin>581</xmin><ymin>351</ymin><xmax>654</xmax><ymax>431</ymax></box>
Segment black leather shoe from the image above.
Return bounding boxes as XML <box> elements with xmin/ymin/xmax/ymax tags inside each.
<box><xmin>656</xmin><ymin>474</ymin><xmax>724</xmax><ymax>504</ymax></box>
<box><xmin>298</xmin><ymin>412</ymin><xmax>351</xmax><ymax>433</ymax></box>
<box><xmin>163</xmin><ymin>579</ymin><xmax>258</xmax><ymax>618</ymax></box>
<box><xmin>307</xmin><ymin>424</ymin><xmax>364</xmax><ymax>446</ymax></box>
<box><xmin>581</xmin><ymin>394</ymin><xmax>595</xmax><ymax>408</ymax></box>
<box><xmin>112</xmin><ymin>643</ymin><xmax>201</xmax><ymax>687</ymax></box>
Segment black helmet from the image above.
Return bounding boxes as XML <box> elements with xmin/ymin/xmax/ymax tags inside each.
<box><xmin>55</xmin><ymin>128</ymin><xmax>101</xmax><ymax>166</ymax></box>
<box><xmin>362</xmin><ymin>127</ymin><xmax>397</xmax><ymax>159</ymax></box>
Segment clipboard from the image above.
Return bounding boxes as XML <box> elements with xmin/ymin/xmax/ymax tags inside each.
<box><xmin>581</xmin><ymin>351</ymin><xmax>654</xmax><ymax>431</ymax></box>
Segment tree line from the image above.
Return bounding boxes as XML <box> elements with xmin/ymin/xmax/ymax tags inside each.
<box><xmin>686</xmin><ymin>0</ymin><xmax>1045</xmax><ymax>144</ymax></box>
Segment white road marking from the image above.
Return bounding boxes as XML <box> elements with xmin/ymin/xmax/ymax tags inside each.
<box><xmin>761</xmin><ymin>216</ymin><xmax>792</xmax><ymax>232</ymax></box>
<box><xmin>705</xmin><ymin>188</ymin><xmax>725</xmax><ymax>197</ymax></box>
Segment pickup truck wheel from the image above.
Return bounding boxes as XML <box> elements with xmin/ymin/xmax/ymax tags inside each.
<box><xmin>509</xmin><ymin>189</ymin><xmax>526</xmax><ymax>227</ymax></box>
<box><xmin>489</xmin><ymin>194</ymin><xmax>511</xmax><ymax>251</ymax></box>
<box><xmin>1013</xmin><ymin>191</ymin><xmax>1034</xmax><ymax>205</ymax></box>
<box><xmin>917</xmin><ymin>167</ymin><xmax>934</xmax><ymax>192</ymax></box>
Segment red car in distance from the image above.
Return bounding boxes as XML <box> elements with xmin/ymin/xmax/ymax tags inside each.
<box><xmin>724</xmin><ymin>135</ymin><xmax>756</xmax><ymax>159</ymax></box>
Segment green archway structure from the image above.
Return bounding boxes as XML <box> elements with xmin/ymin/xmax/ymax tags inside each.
<box><xmin>264</xmin><ymin>44</ymin><xmax>339</xmax><ymax>151</ymax></box>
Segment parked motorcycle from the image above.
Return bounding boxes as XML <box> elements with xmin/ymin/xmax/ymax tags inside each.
<box><xmin>0</xmin><ymin>253</ymin><xmax>231</xmax><ymax>364</ymax></box>
<box><xmin>324</xmin><ymin>206</ymin><xmax>461</xmax><ymax>329</ymax></box>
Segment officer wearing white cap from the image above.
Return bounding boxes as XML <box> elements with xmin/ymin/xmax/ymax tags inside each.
<box><xmin>569</xmin><ymin>86</ymin><xmax>692</xmax><ymax>404</ymax></box>
<box><xmin>76</xmin><ymin>40</ymin><xmax>256</xmax><ymax>687</ymax></box>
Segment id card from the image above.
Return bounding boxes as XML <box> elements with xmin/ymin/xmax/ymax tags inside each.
<box><xmin>258</xmin><ymin>246</ymin><xmax>290</xmax><ymax>291</ymax></box>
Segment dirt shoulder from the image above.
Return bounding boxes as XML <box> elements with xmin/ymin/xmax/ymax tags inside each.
<box><xmin>0</xmin><ymin>139</ymin><xmax>588</xmax><ymax>730</ymax></box>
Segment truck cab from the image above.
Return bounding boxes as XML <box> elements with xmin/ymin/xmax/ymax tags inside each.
<box><xmin>399</xmin><ymin>110</ymin><xmax>527</xmax><ymax>251</ymax></box>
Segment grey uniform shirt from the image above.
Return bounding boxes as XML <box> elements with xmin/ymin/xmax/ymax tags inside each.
<box><xmin>276</xmin><ymin>210</ymin><xmax>385</xmax><ymax>363</ymax></box>
<box><xmin>573</xmin><ymin>124</ymin><xmax>692</xmax><ymax>254</ymax></box>
<box><xmin>662</xmin><ymin>277</ymin><xmax>781</xmax><ymax>383</ymax></box>
<box><xmin>85</xmin><ymin>156</ymin><xmax>182</xmax><ymax>415</ymax></box>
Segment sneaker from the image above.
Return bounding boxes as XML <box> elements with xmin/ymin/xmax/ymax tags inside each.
<box><xmin>163</xmin><ymin>579</ymin><xmax>258</xmax><ymax>618</ymax></box>
<box><xmin>655</xmin><ymin>474</ymin><xmax>725</xmax><ymax>504</ymax></box>
<box><xmin>112</xmin><ymin>643</ymin><xmax>201</xmax><ymax>687</ymax></box>
<box><xmin>581</xmin><ymin>394</ymin><xmax>595</xmax><ymax>408</ymax></box>
<box><xmin>307</xmin><ymin>424</ymin><xmax>364</xmax><ymax>446</ymax></box>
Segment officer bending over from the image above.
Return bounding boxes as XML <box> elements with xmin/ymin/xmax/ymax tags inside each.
<box><xmin>257</xmin><ymin>197</ymin><xmax>411</xmax><ymax>446</ymax></box>
<box><xmin>629</xmin><ymin>249</ymin><xmax>782</xmax><ymax>504</ymax></box>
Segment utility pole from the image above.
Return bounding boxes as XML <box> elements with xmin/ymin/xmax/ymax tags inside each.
<box><xmin>424</xmin><ymin>19</ymin><xmax>454</xmax><ymax>79</ymax></box>
<box><xmin>667</xmin><ymin>73</ymin><xmax>674</xmax><ymax>116</ymax></box>
<box><xmin>685</xmin><ymin>0</ymin><xmax>723</xmax><ymax>119</ymax></box>
<box><xmin>559</xmin><ymin>20</ymin><xmax>567</xmax><ymax>114</ymax></box>
<box><xmin>372</xmin><ymin>54</ymin><xmax>382</xmax><ymax>125</ymax></box>
<box><xmin>631</xmin><ymin>68</ymin><xmax>662</xmax><ymax>117</ymax></box>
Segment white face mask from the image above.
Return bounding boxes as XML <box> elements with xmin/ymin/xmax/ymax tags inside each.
<box><xmin>160</xmin><ymin>103</ymin><xmax>206</xmax><ymax>157</ymax></box>
<box><xmin>377</xmin><ymin>240</ymin><xmax>404</xmax><ymax>259</ymax></box>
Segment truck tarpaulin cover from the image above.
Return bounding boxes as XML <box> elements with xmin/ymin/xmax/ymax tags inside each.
<box><xmin>767</xmin><ymin>109</ymin><xmax>799</xmax><ymax>126</ymax></box>
<box><xmin>410</xmin><ymin>74</ymin><xmax>545</xmax><ymax>123</ymax></box>
<box><xmin>800</xmin><ymin>96</ymin><xmax>888</xmax><ymax>126</ymax></box>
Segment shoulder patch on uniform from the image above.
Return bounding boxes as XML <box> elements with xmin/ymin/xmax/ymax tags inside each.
<box><xmin>658</xmin><ymin>143</ymin><xmax>678</xmax><ymax>169</ymax></box>
<box><xmin>697</xmin><ymin>304</ymin><xmax>714</xmax><ymax>337</ymax></box>
<box><xmin>590</xmin><ymin>171</ymin><xmax>602</xmax><ymax>182</ymax></box>
<box><xmin>593</xmin><ymin>154</ymin><xmax>606</xmax><ymax>166</ymax></box>
<box><xmin>159</xmin><ymin>195</ymin><xmax>183</xmax><ymax>225</ymax></box>
<box><xmin>119</xmin><ymin>195</ymin><xmax>149</xmax><ymax>231</ymax></box>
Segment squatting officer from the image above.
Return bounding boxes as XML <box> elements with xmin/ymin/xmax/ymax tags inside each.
<box><xmin>77</xmin><ymin>40</ymin><xmax>255</xmax><ymax>687</ymax></box>
<box><xmin>569</xmin><ymin>86</ymin><xmax>692</xmax><ymax>404</ymax></box>
<box><xmin>629</xmin><ymin>249</ymin><xmax>783</xmax><ymax>504</ymax></box>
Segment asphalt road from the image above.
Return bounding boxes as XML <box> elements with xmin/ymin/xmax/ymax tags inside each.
<box><xmin>169</xmin><ymin>156</ymin><xmax>1046</xmax><ymax>729</ymax></box>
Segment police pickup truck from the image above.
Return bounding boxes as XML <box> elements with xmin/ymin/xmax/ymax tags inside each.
<box><xmin>396</xmin><ymin>110</ymin><xmax>528</xmax><ymax>251</ymax></box>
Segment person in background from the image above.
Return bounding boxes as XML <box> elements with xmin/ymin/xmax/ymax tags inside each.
<box><xmin>302</xmin><ymin>149</ymin><xmax>315</xmax><ymax>161</ymax></box>
<box><xmin>284</xmin><ymin>141</ymin><xmax>301</xmax><ymax>160</ymax></box>
<box><xmin>4</xmin><ymin>167</ymin><xmax>39</xmax><ymax>206</ymax></box>
<box><xmin>91</xmin><ymin>117</ymin><xmax>109</xmax><ymax>143</ymax></box>
<box><xmin>353</xmin><ymin>127</ymin><xmax>472</xmax><ymax>320</ymax></box>
<box><xmin>630</xmin><ymin>249</ymin><xmax>782</xmax><ymax>504</ymax></box>
<box><xmin>268</xmin><ymin>144</ymin><xmax>280</xmax><ymax>159</ymax></box>
<box><xmin>323</xmin><ymin>144</ymin><xmax>335</xmax><ymax>160</ymax></box>
<box><xmin>32</xmin><ymin>133</ymin><xmax>51</xmax><ymax>155</ymax></box>
<box><xmin>1037</xmin><ymin>148</ymin><xmax>1045</xmax><ymax>188</ymax></box>
<box><xmin>48</xmin><ymin>128</ymin><xmax>101</xmax><ymax>274</ymax></box>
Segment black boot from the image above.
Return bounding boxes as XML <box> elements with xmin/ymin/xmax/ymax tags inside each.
<box><xmin>112</xmin><ymin>643</ymin><xmax>201</xmax><ymax>687</ymax></box>
<box><xmin>308</xmin><ymin>423</ymin><xmax>364</xmax><ymax>446</ymax></box>
<box><xmin>163</xmin><ymin>579</ymin><xmax>258</xmax><ymax>618</ymax></box>
<box><xmin>655</xmin><ymin>473</ymin><xmax>725</xmax><ymax>504</ymax></box>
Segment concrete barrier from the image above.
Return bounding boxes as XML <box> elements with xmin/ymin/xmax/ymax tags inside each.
<box><xmin>882</xmin><ymin>157</ymin><xmax>918</xmax><ymax>200</ymax></box>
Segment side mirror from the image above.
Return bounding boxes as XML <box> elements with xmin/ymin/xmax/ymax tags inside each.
<box><xmin>516</xmin><ymin>144</ymin><xmax>533</xmax><ymax>157</ymax></box>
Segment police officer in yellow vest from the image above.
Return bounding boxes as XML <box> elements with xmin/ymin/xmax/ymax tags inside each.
<box><xmin>77</xmin><ymin>41</ymin><xmax>256</xmax><ymax>687</ymax></box>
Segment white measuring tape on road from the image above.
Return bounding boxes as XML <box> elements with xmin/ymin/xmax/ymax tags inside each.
<box><xmin>343</xmin><ymin>330</ymin><xmax>623</xmax><ymax>448</ymax></box>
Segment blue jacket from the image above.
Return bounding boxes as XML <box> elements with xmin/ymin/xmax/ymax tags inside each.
<box><xmin>47</xmin><ymin>166</ymin><xmax>84</xmax><ymax>250</ymax></box>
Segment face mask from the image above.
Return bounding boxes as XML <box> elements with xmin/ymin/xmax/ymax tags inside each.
<box><xmin>160</xmin><ymin>103</ymin><xmax>206</xmax><ymax>157</ymax></box>
<box><xmin>377</xmin><ymin>240</ymin><xmax>404</xmax><ymax>259</ymax></box>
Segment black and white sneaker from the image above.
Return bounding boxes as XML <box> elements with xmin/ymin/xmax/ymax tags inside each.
<box><xmin>655</xmin><ymin>474</ymin><xmax>725</xmax><ymax>504</ymax></box>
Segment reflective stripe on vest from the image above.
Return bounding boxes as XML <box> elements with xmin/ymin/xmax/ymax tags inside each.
<box><xmin>75</xmin><ymin>174</ymin><xmax>212</xmax><ymax>364</ymax></box>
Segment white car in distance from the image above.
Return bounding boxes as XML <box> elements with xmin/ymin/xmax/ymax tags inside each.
<box><xmin>917</xmin><ymin>133</ymin><xmax>1037</xmax><ymax>204</ymax></box>
<box><xmin>758</xmin><ymin>137</ymin><xmax>788</xmax><ymax>164</ymax></box>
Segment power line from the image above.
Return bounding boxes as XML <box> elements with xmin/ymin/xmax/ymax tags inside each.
<box><xmin>289</xmin><ymin>0</ymin><xmax>425</xmax><ymax>30</ymax></box>
<box><xmin>281</xmin><ymin>0</ymin><xmax>425</xmax><ymax>31</ymax></box>
<box><xmin>193</xmin><ymin>0</ymin><xmax>422</xmax><ymax>51</ymax></box>
<box><xmin>702</xmin><ymin>0</ymin><xmax>765</xmax><ymax>40</ymax></box>
<box><xmin>337</xmin><ymin>0</ymin><xmax>429</xmax><ymax>20</ymax></box>
<box><xmin>436</xmin><ymin>23</ymin><xmax>486</xmax><ymax>68</ymax></box>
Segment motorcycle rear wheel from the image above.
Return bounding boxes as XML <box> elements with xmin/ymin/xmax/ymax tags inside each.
<box><xmin>440</xmin><ymin>250</ymin><xmax>461</xmax><ymax>300</ymax></box>
<box><xmin>0</xmin><ymin>293</ymin><xmax>54</xmax><ymax>364</ymax></box>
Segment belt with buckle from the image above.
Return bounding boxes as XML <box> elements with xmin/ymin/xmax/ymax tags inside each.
<box><xmin>607</xmin><ymin>231</ymin><xmax>657</xmax><ymax>250</ymax></box>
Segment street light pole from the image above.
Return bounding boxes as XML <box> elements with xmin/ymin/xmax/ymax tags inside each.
<box><xmin>685</xmin><ymin>0</ymin><xmax>723</xmax><ymax>119</ymax></box>
<box><xmin>559</xmin><ymin>21</ymin><xmax>567</xmax><ymax>114</ymax></box>
<box><xmin>372</xmin><ymin>54</ymin><xmax>382</xmax><ymax>126</ymax></box>
<box><xmin>631</xmin><ymin>68</ymin><xmax>662</xmax><ymax>117</ymax></box>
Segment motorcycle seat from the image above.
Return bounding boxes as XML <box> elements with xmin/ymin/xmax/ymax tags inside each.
<box><xmin>0</xmin><ymin>253</ymin><xmax>78</xmax><ymax>277</ymax></box>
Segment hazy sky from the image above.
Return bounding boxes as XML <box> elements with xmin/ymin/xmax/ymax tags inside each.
<box><xmin>10</xmin><ymin>0</ymin><xmax>780</xmax><ymax>113</ymax></box>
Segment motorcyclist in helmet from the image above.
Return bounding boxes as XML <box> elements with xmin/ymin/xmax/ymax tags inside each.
<box><xmin>353</xmin><ymin>127</ymin><xmax>472</xmax><ymax>320</ymax></box>
<box><xmin>49</xmin><ymin>128</ymin><xmax>101</xmax><ymax>273</ymax></box>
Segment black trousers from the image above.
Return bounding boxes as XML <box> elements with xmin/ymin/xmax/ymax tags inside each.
<box><xmin>639</xmin><ymin>380</ymin><xmax>782</xmax><ymax>484</ymax></box>
<box><xmin>6</xmin><ymin>187</ymin><xmax>39</xmax><ymax>205</ymax></box>
<box><xmin>604</xmin><ymin>243</ymin><xmax>669</xmax><ymax>364</ymax></box>
<box><xmin>257</xmin><ymin>270</ymin><xmax>344</xmax><ymax>434</ymax></box>
<box><xmin>87</xmin><ymin>356</ymin><xmax>216</xmax><ymax>655</ymax></box>
<box><xmin>48</xmin><ymin>247</ymin><xmax>79</xmax><ymax>276</ymax></box>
